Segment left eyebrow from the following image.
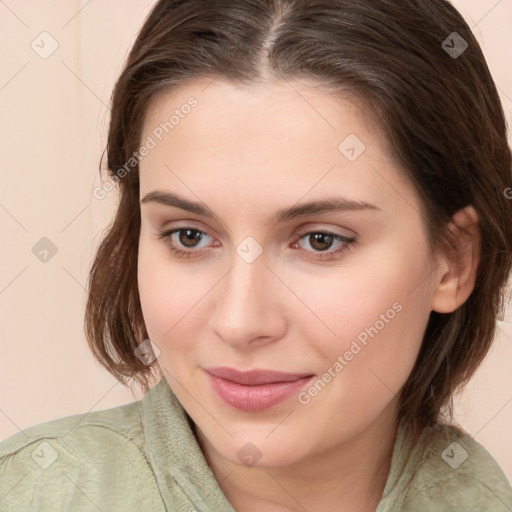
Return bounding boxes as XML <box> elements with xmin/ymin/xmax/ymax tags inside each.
<box><xmin>140</xmin><ymin>190</ymin><xmax>381</xmax><ymax>224</ymax></box>
<box><xmin>273</xmin><ymin>196</ymin><xmax>381</xmax><ymax>223</ymax></box>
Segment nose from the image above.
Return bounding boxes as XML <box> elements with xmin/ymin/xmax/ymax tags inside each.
<box><xmin>209</xmin><ymin>249</ymin><xmax>286</xmax><ymax>349</ymax></box>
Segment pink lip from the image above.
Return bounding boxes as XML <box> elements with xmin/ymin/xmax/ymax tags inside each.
<box><xmin>204</xmin><ymin>367</ymin><xmax>314</xmax><ymax>412</ymax></box>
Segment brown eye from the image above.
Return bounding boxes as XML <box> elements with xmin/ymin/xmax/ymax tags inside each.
<box><xmin>178</xmin><ymin>229</ymin><xmax>204</xmax><ymax>248</ymax></box>
<box><xmin>306</xmin><ymin>232</ymin><xmax>335</xmax><ymax>252</ymax></box>
<box><xmin>294</xmin><ymin>229</ymin><xmax>356</xmax><ymax>261</ymax></box>
<box><xmin>157</xmin><ymin>227</ymin><xmax>213</xmax><ymax>259</ymax></box>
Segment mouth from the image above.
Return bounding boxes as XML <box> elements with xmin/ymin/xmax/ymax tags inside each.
<box><xmin>203</xmin><ymin>367</ymin><xmax>315</xmax><ymax>412</ymax></box>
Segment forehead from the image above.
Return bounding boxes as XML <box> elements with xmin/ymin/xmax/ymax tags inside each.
<box><xmin>138</xmin><ymin>77</ymin><xmax>419</xmax><ymax>222</ymax></box>
<box><xmin>141</xmin><ymin>77</ymin><xmax>384</xmax><ymax>156</ymax></box>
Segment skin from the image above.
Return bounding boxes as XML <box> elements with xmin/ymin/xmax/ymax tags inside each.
<box><xmin>137</xmin><ymin>77</ymin><xmax>480</xmax><ymax>512</ymax></box>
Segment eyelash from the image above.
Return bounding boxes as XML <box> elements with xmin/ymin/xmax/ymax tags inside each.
<box><xmin>157</xmin><ymin>226</ymin><xmax>356</xmax><ymax>261</ymax></box>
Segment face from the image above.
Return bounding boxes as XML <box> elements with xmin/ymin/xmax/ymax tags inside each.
<box><xmin>137</xmin><ymin>77</ymin><xmax>440</xmax><ymax>468</ymax></box>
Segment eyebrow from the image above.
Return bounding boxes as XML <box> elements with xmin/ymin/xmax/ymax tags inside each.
<box><xmin>140</xmin><ymin>191</ymin><xmax>380</xmax><ymax>224</ymax></box>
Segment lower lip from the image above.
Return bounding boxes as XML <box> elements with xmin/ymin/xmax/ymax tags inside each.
<box><xmin>206</xmin><ymin>373</ymin><xmax>314</xmax><ymax>412</ymax></box>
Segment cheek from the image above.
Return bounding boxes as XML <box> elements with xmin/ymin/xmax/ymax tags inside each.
<box><xmin>298</xmin><ymin>246</ymin><xmax>430</xmax><ymax>346</ymax></box>
<box><xmin>303</xmin><ymin>239</ymin><xmax>433</xmax><ymax>396</ymax></box>
<box><xmin>137</xmin><ymin>242</ymin><xmax>190</xmax><ymax>343</ymax></box>
<box><xmin>137</xmin><ymin>239</ymin><xmax>223</xmax><ymax>368</ymax></box>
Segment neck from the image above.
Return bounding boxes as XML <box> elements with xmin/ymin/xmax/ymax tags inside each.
<box><xmin>195</xmin><ymin>402</ymin><xmax>399</xmax><ymax>512</ymax></box>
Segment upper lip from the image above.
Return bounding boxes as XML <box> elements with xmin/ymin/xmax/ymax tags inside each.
<box><xmin>204</xmin><ymin>366</ymin><xmax>314</xmax><ymax>385</ymax></box>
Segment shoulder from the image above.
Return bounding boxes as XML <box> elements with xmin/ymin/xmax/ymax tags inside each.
<box><xmin>0</xmin><ymin>398</ymin><xmax>165</xmax><ymax>511</ymax></box>
<box><xmin>397</xmin><ymin>423</ymin><xmax>512</xmax><ymax>512</ymax></box>
<box><xmin>0</xmin><ymin>396</ymin><xmax>144</xmax><ymax>462</ymax></box>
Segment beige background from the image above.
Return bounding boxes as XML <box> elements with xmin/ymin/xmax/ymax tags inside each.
<box><xmin>1</xmin><ymin>0</ymin><xmax>511</xmax><ymax>483</ymax></box>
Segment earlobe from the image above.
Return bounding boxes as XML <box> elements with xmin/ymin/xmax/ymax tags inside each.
<box><xmin>431</xmin><ymin>206</ymin><xmax>480</xmax><ymax>314</ymax></box>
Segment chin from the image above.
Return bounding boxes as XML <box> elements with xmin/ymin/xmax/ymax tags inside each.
<box><xmin>211</xmin><ymin>430</ymin><xmax>310</xmax><ymax>469</ymax></box>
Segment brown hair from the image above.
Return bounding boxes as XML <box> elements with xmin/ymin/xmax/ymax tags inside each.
<box><xmin>85</xmin><ymin>0</ymin><xmax>512</xmax><ymax>432</ymax></box>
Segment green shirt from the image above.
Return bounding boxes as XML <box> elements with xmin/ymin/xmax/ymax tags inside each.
<box><xmin>1</xmin><ymin>377</ymin><xmax>511</xmax><ymax>511</ymax></box>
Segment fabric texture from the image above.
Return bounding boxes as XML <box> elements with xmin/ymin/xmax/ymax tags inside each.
<box><xmin>1</xmin><ymin>377</ymin><xmax>511</xmax><ymax>511</ymax></box>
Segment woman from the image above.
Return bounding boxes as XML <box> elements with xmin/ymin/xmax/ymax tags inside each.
<box><xmin>1</xmin><ymin>0</ymin><xmax>511</xmax><ymax>510</ymax></box>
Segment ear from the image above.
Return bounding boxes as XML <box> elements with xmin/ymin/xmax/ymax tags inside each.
<box><xmin>431</xmin><ymin>206</ymin><xmax>481</xmax><ymax>313</ymax></box>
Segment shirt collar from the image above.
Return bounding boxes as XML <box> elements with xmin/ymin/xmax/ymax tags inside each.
<box><xmin>141</xmin><ymin>376</ymin><xmax>236</xmax><ymax>511</ymax></box>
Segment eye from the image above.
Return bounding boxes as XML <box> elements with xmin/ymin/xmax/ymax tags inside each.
<box><xmin>157</xmin><ymin>227</ymin><xmax>215</xmax><ymax>259</ymax></box>
<box><xmin>293</xmin><ymin>229</ymin><xmax>356</xmax><ymax>261</ymax></box>
<box><xmin>157</xmin><ymin>227</ymin><xmax>356</xmax><ymax>261</ymax></box>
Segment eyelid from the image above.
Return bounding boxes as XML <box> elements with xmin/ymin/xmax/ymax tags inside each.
<box><xmin>295</xmin><ymin>222</ymin><xmax>357</xmax><ymax>238</ymax></box>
